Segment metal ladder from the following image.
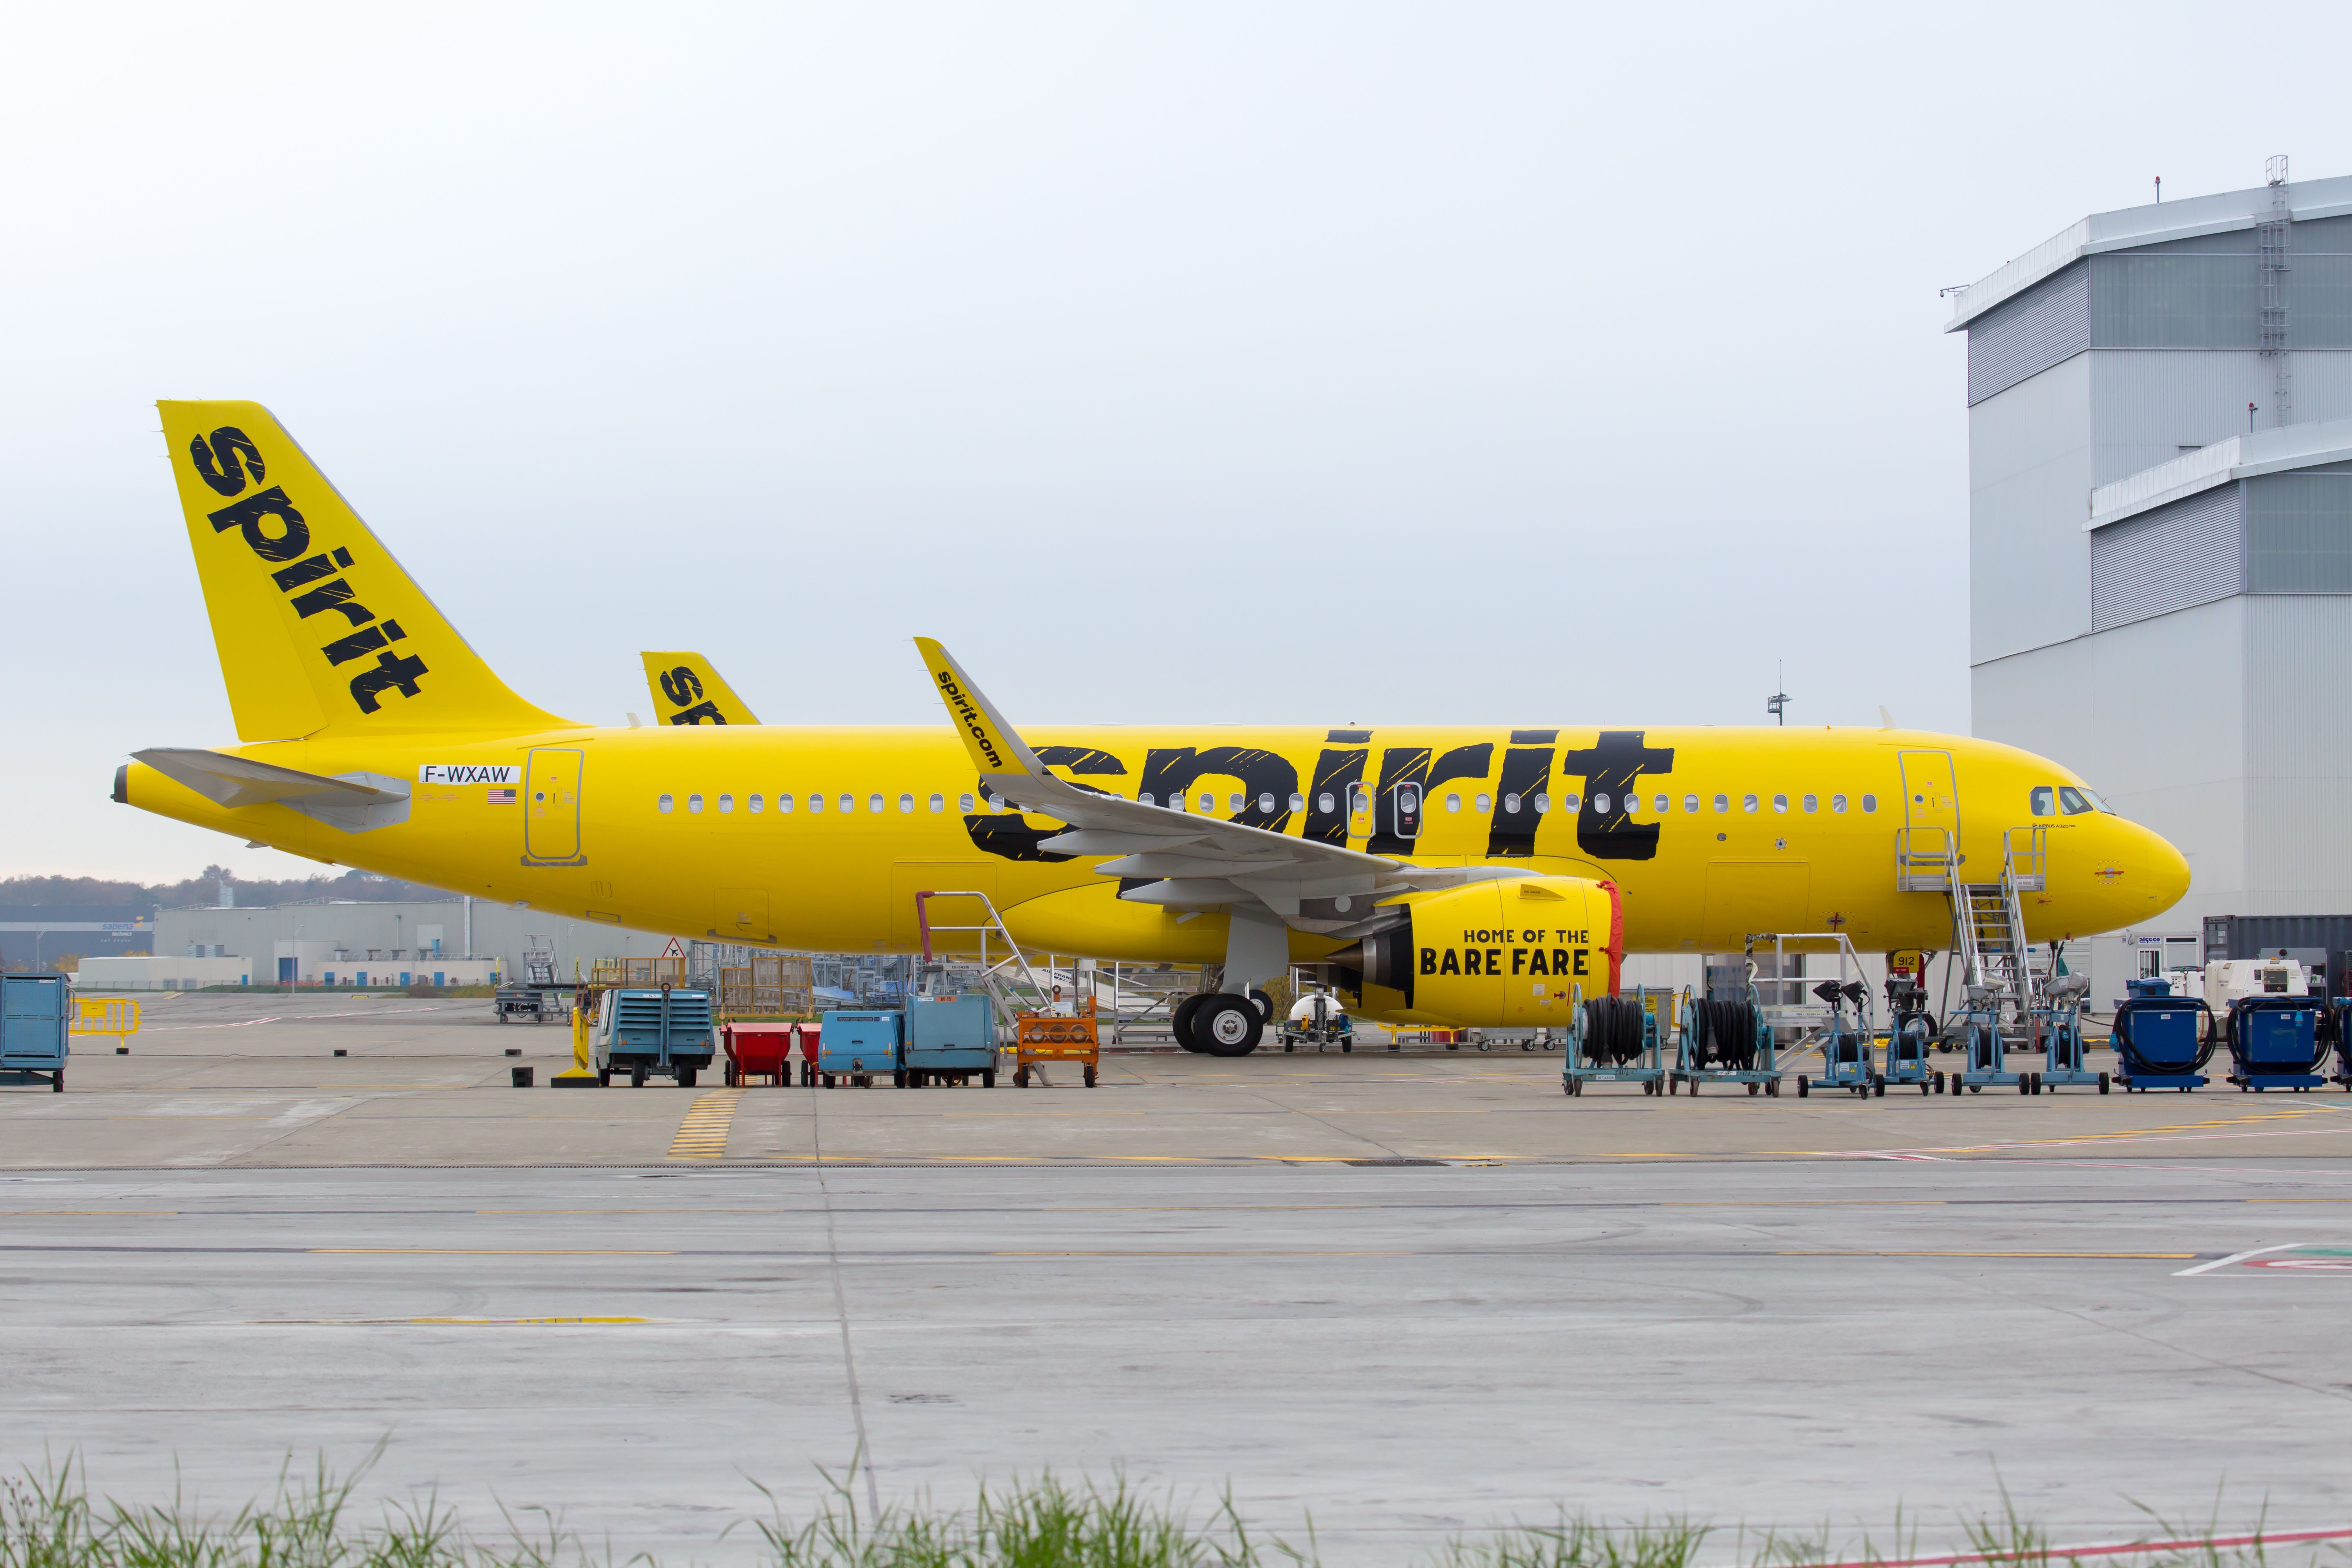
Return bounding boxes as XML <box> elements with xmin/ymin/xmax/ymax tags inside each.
<box><xmin>1895</xmin><ymin>825</ymin><xmax>2047</xmax><ymax>1030</ymax></box>
<box><xmin>911</xmin><ymin>889</ymin><xmax>1049</xmax><ymax>1036</ymax></box>
<box><xmin>1952</xmin><ymin>828</ymin><xmax>2047</xmax><ymax>1028</ymax></box>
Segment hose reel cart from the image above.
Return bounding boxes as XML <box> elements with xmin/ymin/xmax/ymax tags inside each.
<box><xmin>1797</xmin><ymin>980</ymin><xmax>1878</xmax><ymax>1097</ymax></box>
<box><xmin>2225</xmin><ymin>996</ymin><xmax>2330</xmax><ymax>1092</ymax></box>
<box><xmin>1675</xmin><ymin>991</ymin><xmax>1780</xmax><ymax>1096</ymax></box>
<box><xmin>2112</xmin><ymin>990</ymin><xmax>2215</xmax><ymax>1092</ymax></box>
<box><xmin>1883</xmin><ymin>979</ymin><xmax>1939</xmax><ymax>1093</ymax></box>
<box><xmin>1953</xmin><ymin>993</ymin><xmax>2037</xmax><ymax>1095</ymax></box>
<box><xmin>1563</xmin><ymin>985</ymin><xmax>1662</xmax><ymax>1096</ymax></box>
<box><xmin>2030</xmin><ymin>975</ymin><xmax>2107</xmax><ymax>1093</ymax></box>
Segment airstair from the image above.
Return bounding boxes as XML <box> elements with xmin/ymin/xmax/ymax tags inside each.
<box><xmin>1896</xmin><ymin>825</ymin><xmax>2047</xmax><ymax>1034</ymax></box>
<box><xmin>911</xmin><ymin>889</ymin><xmax>1050</xmax><ymax>1035</ymax></box>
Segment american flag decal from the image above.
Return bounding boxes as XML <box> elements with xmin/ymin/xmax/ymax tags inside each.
<box><xmin>488</xmin><ymin>787</ymin><xmax>518</xmax><ymax>804</ymax></box>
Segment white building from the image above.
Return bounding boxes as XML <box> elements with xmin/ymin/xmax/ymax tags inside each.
<box><xmin>1948</xmin><ymin>164</ymin><xmax>2352</xmax><ymax>996</ymax></box>
<box><xmin>148</xmin><ymin>899</ymin><xmax>670</xmax><ymax>986</ymax></box>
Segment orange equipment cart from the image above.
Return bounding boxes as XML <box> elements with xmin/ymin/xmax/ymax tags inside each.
<box><xmin>1014</xmin><ymin>1000</ymin><xmax>1100</xmax><ymax>1088</ymax></box>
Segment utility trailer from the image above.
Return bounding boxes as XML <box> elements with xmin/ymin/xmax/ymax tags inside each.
<box><xmin>592</xmin><ymin>985</ymin><xmax>716</xmax><ymax>1087</ymax></box>
<box><xmin>0</xmin><ymin>974</ymin><xmax>70</xmax><ymax>1092</ymax></box>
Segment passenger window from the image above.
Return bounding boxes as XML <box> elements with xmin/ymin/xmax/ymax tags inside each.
<box><xmin>1562</xmin><ymin>792</ymin><xmax>1581</xmax><ymax>812</ymax></box>
<box><xmin>1861</xmin><ymin>794</ymin><xmax>1878</xmax><ymax>813</ymax></box>
<box><xmin>1593</xmin><ymin>792</ymin><xmax>1611</xmax><ymax>813</ymax></box>
<box><xmin>779</xmin><ymin>793</ymin><xmax>796</xmax><ymax>813</ymax></box>
<box><xmin>1683</xmin><ymin>794</ymin><xmax>1699</xmax><ymax>813</ymax></box>
<box><xmin>1503</xmin><ymin>793</ymin><xmax>1520</xmax><ymax>814</ymax></box>
<box><xmin>1476</xmin><ymin>792</ymin><xmax>1492</xmax><ymax>813</ymax></box>
<box><xmin>869</xmin><ymin>794</ymin><xmax>885</xmax><ymax>814</ymax></box>
<box><xmin>1771</xmin><ymin>793</ymin><xmax>1787</xmax><ymax>814</ymax></box>
<box><xmin>1654</xmin><ymin>794</ymin><xmax>1668</xmax><ymax>814</ymax></box>
<box><xmin>1534</xmin><ymin>792</ymin><xmax>1551</xmax><ymax>813</ymax></box>
<box><xmin>1259</xmin><ymin>792</ymin><xmax>1276</xmax><ymax>813</ymax></box>
<box><xmin>1318</xmin><ymin>791</ymin><xmax>1335</xmax><ymax>813</ymax></box>
<box><xmin>1288</xmin><ymin>792</ymin><xmax>1304</xmax><ymax>812</ymax></box>
<box><xmin>1226</xmin><ymin>793</ymin><xmax>1243</xmax><ymax>813</ymax></box>
<box><xmin>748</xmin><ymin>794</ymin><xmax>765</xmax><ymax>813</ymax></box>
<box><xmin>898</xmin><ymin>793</ymin><xmax>914</xmax><ymax>813</ymax></box>
<box><xmin>1742</xmin><ymin>794</ymin><xmax>1759</xmax><ymax>814</ymax></box>
<box><xmin>658</xmin><ymin>793</ymin><xmax>675</xmax><ymax>814</ymax></box>
<box><xmin>1169</xmin><ymin>794</ymin><xmax>1187</xmax><ymax>813</ymax></box>
<box><xmin>987</xmin><ymin>793</ymin><xmax>1006</xmax><ymax>810</ymax></box>
<box><xmin>1712</xmin><ymin>794</ymin><xmax>1728</xmax><ymax>813</ymax></box>
<box><xmin>928</xmin><ymin>794</ymin><xmax>945</xmax><ymax>813</ymax></box>
<box><xmin>1830</xmin><ymin>793</ymin><xmax>1846</xmax><ymax>813</ymax></box>
<box><xmin>1202</xmin><ymin>792</ymin><xmax>1218</xmax><ymax>812</ymax></box>
<box><xmin>1445</xmin><ymin>793</ymin><xmax>1462</xmax><ymax>813</ymax></box>
<box><xmin>718</xmin><ymin>793</ymin><xmax>735</xmax><ymax>814</ymax></box>
<box><xmin>688</xmin><ymin>793</ymin><xmax>705</xmax><ymax>814</ymax></box>
<box><xmin>2058</xmin><ymin>786</ymin><xmax>2095</xmax><ymax>815</ymax></box>
<box><xmin>958</xmin><ymin>792</ymin><xmax>976</xmax><ymax>812</ymax></box>
<box><xmin>1622</xmin><ymin>794</ymin><xmax>1638</xmax><ymax>815</ymax></box>
<box><xmin>1801</xmin><ymin>794</ymin><xmax>1817</xmax><ymax>813</ymax></box>
<box><xmin>808</xmin><ymin>794</ymin><xmax>825</xmax><ymax>813</ymax></box>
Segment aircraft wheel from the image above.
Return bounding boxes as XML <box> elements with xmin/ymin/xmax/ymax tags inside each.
<box><xmin>1248</xmin><ymin>988</ymin><xmax>1274</xmax><ymax>1020</ymax></box>
<box><xmin>1172</xmin><ymin>994</ymin><xmax>1210</xmax><ymax>1053</ymax></box>
<box><xmin>1196</xmin><ymin>994</ymin><xmax>1263</xmax><ymax>1057</ymax></box>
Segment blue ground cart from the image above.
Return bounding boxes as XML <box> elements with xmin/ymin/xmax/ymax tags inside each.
<box><xmin>1797</xmin><ymin>980</ymin><xmax>1878</xmax><ymax>1097</ymax></box>
<box><xmin>1564</xmin><ymin>985</ymin><xmax>1668</xmax><ymax>1096</ymax></box>
<box><xmin>592</xmin><ymin>985</ymin><xmax>716</xmax><ymax>1087</ymax></box>
<box><xmin>2112</xmin><ymin>990</ymin><xmax>2215</xmax><ymax>1092</ymax></box>
<box><xmin>2225</xmin><ymin>996</ymin><xmax>2330</xmax><ymax>1092</ymax></box>
<box><xmin>0</xmin><ymin>974</ymin><xmax>70</xmax><ymax>1093</ymax></box>
<box><xmin>819</xmin><ymin>1010</ymin><xmax>902</xmax><ymax>1087</ymax></box>
<box><xmin>903</xmin><ymin>994</ymin><xmax>996</xmax><ymax>1088</ymax></box>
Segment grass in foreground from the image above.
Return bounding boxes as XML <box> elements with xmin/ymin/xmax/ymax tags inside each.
<box><xmin>0</xmin><ymin>1456</ymin><xmax>2332</xmax><ymax>1568</ymax></box>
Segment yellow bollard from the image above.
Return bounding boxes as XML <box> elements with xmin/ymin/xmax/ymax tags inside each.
<box><xmin>551</xmin><ymin>999</ymin><xmax>600</xmax><ymax>1086</ymax></box>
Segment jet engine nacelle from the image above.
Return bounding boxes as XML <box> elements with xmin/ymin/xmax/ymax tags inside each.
<box><xmin>1336</xmin><ymin>874</ymin><xmax>1622</xmax><ymax>1028</ymax></box>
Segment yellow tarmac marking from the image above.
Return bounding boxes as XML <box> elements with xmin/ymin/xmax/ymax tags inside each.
<box><xmin>1778</xmin><ymin>1250</ymin><xmax>2195</xmax><ymax>1259</ymax></box>
<box><xmin>309</xmin><ymin>1248</ymin><xmax>676</xmax><ymax>1255</ymax></box>
<box><xmin>668</xmin><ymin>1089</ymin><xmax>743</xmax><ymax>1160</ymax></box>
<box><xmin>253</xmin><ymin>1316</ymin><xmax>655</xmax><ymax>1326</ymax></box>
<box><xmin>1807</xmin><ymin>1103</ymin><xmax>2351</xmax><ymax>1159</ymax></box>
<box><xmin>996</xmin><ymin>1250</ymin><xmax>1411</xmax><ymax>1257</ymax></box>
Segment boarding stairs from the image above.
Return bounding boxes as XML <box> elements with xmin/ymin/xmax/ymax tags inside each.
<box><xmin>911</xmin><ymin>889</ymin><xmax>1051</xmax><ymax>1039</ymax></box>
<box><xmin>1897</xmin><ymin>826</ymin><xmax>2046</xmax><ymax>1038</ymax></box>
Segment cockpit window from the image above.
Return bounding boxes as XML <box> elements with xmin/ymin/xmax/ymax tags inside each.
<box><xmin>2057</xmin><ymin>785</ymin><xmax>2109</xmax><ymax>815</ymax></box>
<box><xmin>2030</xmin><ymin>786</ymin><xmax>2056</xmax><ymax>817</ymax></box>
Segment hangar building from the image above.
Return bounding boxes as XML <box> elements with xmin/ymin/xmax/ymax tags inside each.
<box><xmin>1948</xmin><ymin>162</ymin><xmax>2352</xmax><ymax>994</ymax></box>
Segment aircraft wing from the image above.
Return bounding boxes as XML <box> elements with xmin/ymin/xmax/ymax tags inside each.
<box><xmin>913</xmin><ymin>638</ymin><xmax>1531</xmax><ymax>931</ymax></box>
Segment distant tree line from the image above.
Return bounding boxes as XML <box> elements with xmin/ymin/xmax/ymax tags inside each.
<box><xmin>0</xmin><ymin>866</ymin><xmax>460</xmax><ymax>909</ymax></box>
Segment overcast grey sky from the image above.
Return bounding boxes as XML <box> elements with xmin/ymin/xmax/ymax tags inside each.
<box><xmin>5</xmin><ymin>2</ymin><xmax>2350</xmax><ymax>881</ymax></box>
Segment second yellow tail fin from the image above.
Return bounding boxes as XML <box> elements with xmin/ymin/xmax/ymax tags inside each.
<box><xmin>640</xmin><ymin>652</ymin><xmax>761</xmax><ymax>725</ymax></box>
<box><xmin>159</xmin><ymin>401</ymin><xmax>575</xmax><ymax>740</ymax></box>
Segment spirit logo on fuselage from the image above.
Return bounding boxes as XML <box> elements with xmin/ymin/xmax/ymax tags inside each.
<box><xmin>189</xmin><ymin>426</ymin><xmax>428</xmax><ymax>716</ymax></box>
<box><xmin>958</xmin><ymin>731</ymin><xmax>1678</xmax><ymax>866</ymax></box>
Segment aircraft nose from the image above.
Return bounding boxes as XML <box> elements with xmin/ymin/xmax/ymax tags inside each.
<box><xmin>2116</xmin><ymin>819</ymin><xmax>2191</xmax><ymax>920</ymax></box>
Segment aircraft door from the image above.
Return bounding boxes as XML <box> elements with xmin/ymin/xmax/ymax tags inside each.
<box><xmin>1897</xmin><ymin>749</ymin><xmax>1959</xmax><ymax>864</ymax></box>
<box><xmin>523</xmin><ymin>747</ymin><xmax>586</xmax><ymax>866</ymax></box>
<box><xmin>1392</xmin><ymin>781</ymin><xmax>1423</xmax><ymax>840</ymax></box>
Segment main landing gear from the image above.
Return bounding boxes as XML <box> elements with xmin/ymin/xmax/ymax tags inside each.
<box><xmin>1171</xmin><ymin>991</ymin><xmax>1268</xmax><ymax>1057</ymax></box>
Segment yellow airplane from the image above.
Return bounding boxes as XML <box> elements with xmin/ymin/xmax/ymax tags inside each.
<box><xmin>121</xmin><ymin>401</ymin><xmax>2190</xmax><ymax>1054</ymax></box>
<box><xmin>640</xmin><ymin>653</ymin><xmax>759</xmax><ymax>726</ymax></box>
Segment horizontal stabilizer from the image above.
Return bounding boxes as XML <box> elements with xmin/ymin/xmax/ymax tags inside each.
<box><xmin>134</xmin><ymin>748</ymin><xmax>410</xmax><ymax>833</ymax></box>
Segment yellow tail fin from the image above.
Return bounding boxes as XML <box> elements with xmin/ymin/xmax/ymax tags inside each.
<box><xmin>640</xmin><ymin>652</ymin><xmax>761</xmax><ymax>725</ymax></box>
<box><xmin>158</xmin><ymin>401</ymin><xmax>574</xmax><ymax>740</ymax></box>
